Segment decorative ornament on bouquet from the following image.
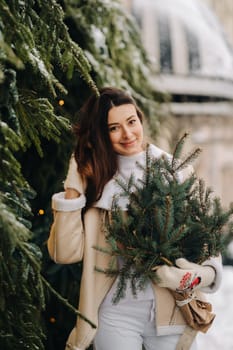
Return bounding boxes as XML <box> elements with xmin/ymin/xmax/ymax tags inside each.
<box><xmin>95</xmin><ymin>133</ymin><xmax>233</xmax><ymax>333</ymax></box>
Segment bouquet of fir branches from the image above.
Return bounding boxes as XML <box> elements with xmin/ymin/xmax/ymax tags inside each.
<box><xmin>95</xmin><ymin>134</ymin><xmax>233</xmax><ymax>306</ymax></box>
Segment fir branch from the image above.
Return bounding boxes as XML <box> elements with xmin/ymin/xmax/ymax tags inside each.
<box><xmin>18</xmin><ymin>241</ymin><xmax>97</xmax><ymax>329</ymax></box>
<box><xmin>0</xmin><ymin>121</ymin><xmax>25</xmax><ymax>191</ymax></box>
<box><xmin>0</xmin><ymin>34</ymin><xmax>24</xmax><ymax>69</ymax></box>
<box><xmin>161</xmin><ymin>195</ymin><xmax>173</xmax><ymax>243</ymax></box>
<box><xmin>158</xmin><ymin>256</ymin><xmax>173</xmax><ymax>266</ymax></box>
<box><xmin>0</xmin><ymin>0</ymin><xmax>98</xmax><ymax>96</ymax></box>
<box><xmin>175</xmin><ymin>148</ymin><xmax>202</xmax><ymax>173</ymax></box>
<box><xmin>172</xmin><ymin>132</ymin><xmax>189</xmax><ymax>168</ymax></box>
<box><xmin>41</xmin><ymin>275</ymin><xmax>97</xmax><ymax>329</ymax></box>
<box><xmin>16</xmin><ymin>92</ymin><xmax>70</xmax><ymax>156</ymax></box>
<box><xmin>0</xmin><ymin>199</ymin><xmax>45</xmax><ymax>349</ymax></box>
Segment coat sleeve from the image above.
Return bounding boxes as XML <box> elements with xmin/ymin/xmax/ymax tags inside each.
<box><xmin>200</xmin><ymin>255</ymin><xmax>223</xmax><ymax>293</ymax></box>
<box><xmin>47</xmin><ymin>192</ymin><xmax>86</xmax><ymax>264</ymax></box>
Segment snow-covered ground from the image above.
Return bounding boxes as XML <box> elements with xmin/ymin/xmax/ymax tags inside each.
<box><xmin>197</xmin><ymin>265</ymin><xmax>233</xmax><ymax>349</ymax></box>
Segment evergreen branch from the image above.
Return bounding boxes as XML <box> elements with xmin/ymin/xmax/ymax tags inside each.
<box><xmin>175</xmin><ymin>148</ymin><xmax>202</xmax><ymax>173</ymax></box>
<box><xmin>18</xmin><ymin>242</ymin><xmax>97</xmax><ymax>329</ymax></box>
<box><xmin>94</xmin><ymin>266</ymin><xmax>119</xmax><ymax>277</ymax></box>
<box><xmin>92</xmin><ymin>245</ymin><xmax>112</xmax><ymax>255</ymax></box>
<box><xmin>1</xmin><ymin>0</ymin><xmax>98</xmax><ymax>97</ymax></box>
<box><xmin>168</xmin><ymin>224</ymin><xmax>188</xmax><ymax>244</ymax></box>
<box><xmin>16</xmin><ymin>93</ymin><xmax>70</xmax><ymax>156</ymax></box>
<box><xmin>152</xmin><ymin>256</ymin><xmax>173</xmax><ymax>268</ymax></box>
<box><xmin>0</xmin><ymin>35</ymin><xmax>24</xmax><ymax>69</ymax></box>
<box><xmin>161</xmin><ymin>195</ymin><xmax>172</xmax><ymax>243</ymax></box>
<box><xmin>0</xmin><ymin>199</ymin><xmax>45</xmax><ymax>348</ymax></box>
<box><xmin>172</xmin><ymin>132</ymin><xmax>189</xmax><ymax>168</ymax></box>
<box><xmin>41</xmin><ymin>275</ymin><xmax>97</xmax><ymax>329</ymax></box>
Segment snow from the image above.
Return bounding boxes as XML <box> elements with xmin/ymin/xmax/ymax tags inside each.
<box><xmin>90</xmin><ymin>25</ymin><xmax>109</xmax><ymax>57</ymax></box>
<box><xmin>28</xmin><ymin>47</ymin><xmax>50</xmax><ymax>79</ymax></box>
<box><xmin>196</xmin><ymin>265</ymin><xmax>233</xmax><ymax>349</ymax></box>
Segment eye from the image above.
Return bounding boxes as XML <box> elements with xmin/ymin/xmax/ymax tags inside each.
<box><xmin>128</xmin><ymin>118</ymin><xmax>137</xmax><ymax>125</ymax></box>
<box><xmin>109</xmin><ymin>125</ymin><xmax>120</xmax><ymax>132</ymax></box>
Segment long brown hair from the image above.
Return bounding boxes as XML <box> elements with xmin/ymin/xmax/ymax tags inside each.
<box><xmin>73</xmin><ymin>87</ymin><xmax>144</xmax><ymax>208</ymax></box>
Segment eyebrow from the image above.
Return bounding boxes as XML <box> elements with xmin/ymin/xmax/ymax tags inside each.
<box><xmin>108</xmin><ymin>115</ymin><xmax>136</xmax><ymax>126</ymax></box>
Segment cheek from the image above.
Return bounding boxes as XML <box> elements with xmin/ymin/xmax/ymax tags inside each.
<box><xmin>108</xmin><ymin>133</ymin><xmax>114</xmax><ymax>145</ymax></box>
<box><xmin>109</xmin><ymin>132</ymin><xmax>119</xmax><ymax>145</ymax></box>
<box><xmin>136</xmin><ymin>124</ymin><xmax>143</xmax><ymax>137</ymax></box>
<box><xmin>109</xmin><ymin>136</ymin><xmax>119</xmax><ymax>152</ymax></box>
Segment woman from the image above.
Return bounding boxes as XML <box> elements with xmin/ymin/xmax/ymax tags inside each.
<box><xmin>47</xmin><ymin>87</ymin><xmax>222</xmax><ymax>350</ymax></box>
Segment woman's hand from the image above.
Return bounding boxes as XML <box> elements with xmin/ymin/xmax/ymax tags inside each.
<box><xmin>64</xmin><ymin>155</ymin><xmax>86</xmax><ymax>197</ymax></box>
<box><xmin>65</xmin><ymin>188</ymin><xmax>80</xmax><ymax>199</ymax></box>
<box><xmin>155</xmin><ymin>258</ymin><xmax>216</xmax><ymax>292</ymax></box>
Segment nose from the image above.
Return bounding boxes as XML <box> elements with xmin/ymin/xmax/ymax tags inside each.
<box><xmin>122</xmin><ymin>126</ymin><xmax>132</xmax><ymax>139</ymax></box>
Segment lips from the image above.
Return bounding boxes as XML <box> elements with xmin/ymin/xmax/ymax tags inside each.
<box><xmin>121</xmin><ymin>139</ymin><xmax>137</xmax><ymax>147</ymax></box>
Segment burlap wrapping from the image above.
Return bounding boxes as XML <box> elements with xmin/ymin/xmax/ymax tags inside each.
<box><xmin>172</xmin><ymin>290</ymin><xmax>215</xmax><ymax>333</ymax></box>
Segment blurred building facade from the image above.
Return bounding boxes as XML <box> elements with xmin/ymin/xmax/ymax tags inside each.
<box><xmin>204</xmin><ymin>0</ymin><xmax>233</xmax><ymax>45</ymax></box>
<box><xmin>122</xmin><ymin>0</ymin><xmax>233</xmax><ymax>207</ymax></box>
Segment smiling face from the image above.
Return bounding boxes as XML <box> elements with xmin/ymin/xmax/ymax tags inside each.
<box><xmin>108</xmin><ymin>104</ymin><xmax>144</xmax><ymax>156</ymax></box>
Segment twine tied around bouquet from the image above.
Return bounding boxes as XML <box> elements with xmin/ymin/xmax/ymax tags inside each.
<box><xmin>172</xmin><ymin>290</ymin><xmax>215</xmax><ymax>333</ymax></box>
<box><xmin>172</xmin><ymin>290</ymin><xmax>216</xmax><ymax>350</ymax></box>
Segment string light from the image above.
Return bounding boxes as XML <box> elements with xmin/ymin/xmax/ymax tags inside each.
<box><xmin>38</xmin><ymin>209</ymin><xmax>44</xmax><ymax>215</ymax></box>
<box><xmin>49</xmin><ymin>317</ymin><xmax>56</xmax><ymax>323</ymax></box>
<box><xmin>58</xmin><ymin>99</ymin><xmax>65</xmax><ymax>106</ymax></box>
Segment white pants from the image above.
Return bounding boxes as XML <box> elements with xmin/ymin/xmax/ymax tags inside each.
<box><xmin>94</xmin><ymin>300</ymin><xmax>197</xmax><ymax>350</ymax></box>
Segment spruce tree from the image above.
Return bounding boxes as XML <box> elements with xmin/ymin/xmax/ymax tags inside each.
<box><xmin>0</xmin><ymin>0</ymin><xmax>97</xmax><ymax>349</ymax></box>
<box><xmin>0</xmin><ymin>0</ymin><xmax>163</xmax><ymax>349</ymax></box>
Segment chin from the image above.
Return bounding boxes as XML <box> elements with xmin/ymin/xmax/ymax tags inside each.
<box><xmin>122</xmin><ymin>148</ymin><xmax>142</xmax><ymax>156</ymax></box>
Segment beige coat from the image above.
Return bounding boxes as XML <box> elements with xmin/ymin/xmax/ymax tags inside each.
<box><xmin>48</xmin><ymin>150</ymin><xmax>222</xmax><ymax>350</ymax></box>
<box><xmin>47</xmin><ymin>202</ymin><xmax>221</xmax><ymax>350</ymax></box>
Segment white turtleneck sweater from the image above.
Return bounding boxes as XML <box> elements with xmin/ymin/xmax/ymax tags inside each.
<box><xmin>94</xmin><ymin>144</ymin><xmax>171</xmax><ymax>211</ymax></box>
